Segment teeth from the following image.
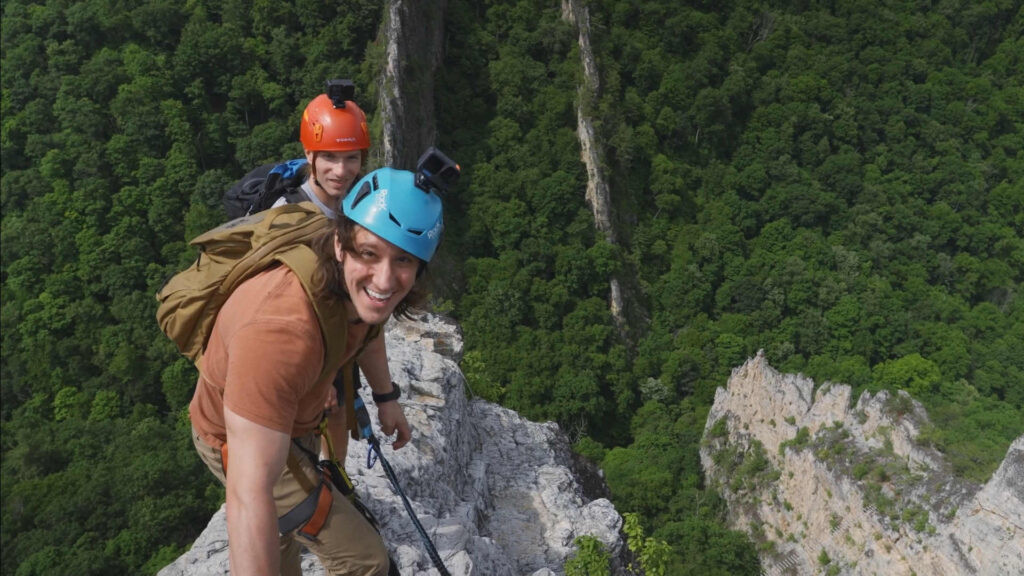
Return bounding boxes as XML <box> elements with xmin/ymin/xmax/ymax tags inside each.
<box><xmin>366</xmin><ymin>287</ymin><xmax>392</xmax><ymax>300</ymax></box>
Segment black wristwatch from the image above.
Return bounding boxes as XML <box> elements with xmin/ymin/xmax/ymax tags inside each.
<box><xmin>372</xmin><ymin>382</ymin><xmax>401</xmax><ymax>403</ymax></box>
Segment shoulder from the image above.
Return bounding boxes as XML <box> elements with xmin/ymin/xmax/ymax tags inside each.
<box><xmin>222</xmin><ymin>266</ymin><xmax>320</xmax><ymax>338</ymax></box>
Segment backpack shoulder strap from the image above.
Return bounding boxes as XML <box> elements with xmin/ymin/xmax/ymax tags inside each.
<box><xmin>282</xmin><ymin>187</ymin><xmax>311</xmax><ymax>205</ymax></box>
<box><xmin>339</xmin><ymin>323</ymin><xmax>384</xmax><ymax>440</ymax></box>
<box><xmin>356</xmin><ymin>324</ymin><xmax>383</xmax><ymax>356</ymax></box>
<box><xmin>274</xmin><ymin>245</ymin><xmax>348</xmax><ymax>384</ymax></box>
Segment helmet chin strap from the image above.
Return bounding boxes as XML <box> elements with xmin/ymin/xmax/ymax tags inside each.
<box><xmin>309</xmin><ymin>151</ymin><xmax>321</xmax><ymax>189</ymax></box>
<box><xmin>307</xmin><ymin>152</ymin><xmax>335</xmax><ymax>207</ymax></box>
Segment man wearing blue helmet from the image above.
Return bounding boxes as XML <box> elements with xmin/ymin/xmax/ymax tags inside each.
<box><xmin>188</xmin><ymin>163</ymin><xmax>449</xmax><ymax>576</ymax></box>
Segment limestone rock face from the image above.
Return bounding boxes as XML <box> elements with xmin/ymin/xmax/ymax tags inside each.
<box><xmin>701</xmin><ymin>351</ymin><xmax>1024</xmax><ymax>576</ymax></box>
<box><xmin>379</xmin><ymin>0</ymin><xmax>447</xmax><ymax>169</ymax></box>
<box><xmin>159</xmin><ymin>314</ymin><xmax>624</xmax><ymax>576</ymax></box>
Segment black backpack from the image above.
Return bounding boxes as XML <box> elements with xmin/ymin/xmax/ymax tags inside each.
<box><xmin>223</xmin><ymin>158</ymin><xmax>309</xmax><ymax>220</ymax></box>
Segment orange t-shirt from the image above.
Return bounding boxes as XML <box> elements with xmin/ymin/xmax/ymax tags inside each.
<box><xmin>189</xmin><ymin>265</ymin><xmax>361</xmax><ymax>449</ymax></box>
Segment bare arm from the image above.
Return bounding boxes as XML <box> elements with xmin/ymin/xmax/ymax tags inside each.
<box><xmin>224</xmin><ymin>406</ymin><xmax>290</xmax><ymax>576</ymax></box>
<box><xmin>358</xmin><ymin>335</ymin><xmax>411</xmax><ymax>449</ymax></box>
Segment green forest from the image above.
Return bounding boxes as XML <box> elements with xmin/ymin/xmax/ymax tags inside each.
<box><xmin>2</xmin><ymin>0</ymin><xmax>1021</xmax><ymax>574</ymax></box>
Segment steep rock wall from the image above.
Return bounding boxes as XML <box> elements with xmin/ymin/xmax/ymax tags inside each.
<box><xmin>380</xmin><ymin>0</ymin><xmax>447</xmax><ymax>168</ymax></box>
<box><xmin>561</xmin><ymin>0</ymin><xmax>628</xmax><ymax>336</ymax></box>
<box><xmin>701</xmin><ymin>352</ymin><xmax>1023</xmax><ymax>576</ymax></box>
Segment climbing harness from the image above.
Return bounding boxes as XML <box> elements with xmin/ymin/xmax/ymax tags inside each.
<box><xmin>217</xmin><ymin>438</ymin><xmax>348</xmax><ymax>540</ymax></box>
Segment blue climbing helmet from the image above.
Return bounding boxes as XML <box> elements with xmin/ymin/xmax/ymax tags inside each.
<box><xmin>341</xmin><ymin>147</ymin><xmax>459</xmax><ymax>262</ymax></box>
<box><xmin>342</xmin><ymin>168</ymin><xmax>444</xmax><ymax>262</ymax></box>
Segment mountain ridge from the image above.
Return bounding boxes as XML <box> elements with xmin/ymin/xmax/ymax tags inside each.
<box><xmin>701</xmin><ymin>351</ymin><xmax>1023</xmax><ymax>576</ymax></box>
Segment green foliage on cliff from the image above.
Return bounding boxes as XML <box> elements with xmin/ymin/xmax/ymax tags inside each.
<box><xmin>2</xmin><ymin>0</ymin><xmax>1021</xmax><ymax>574</ymax></box>
<box><xmin>565</xmin><ymin>535</ymin><xmax>611</xmax><ymax>576</ymax></box>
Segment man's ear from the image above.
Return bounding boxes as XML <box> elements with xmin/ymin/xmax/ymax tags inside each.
<box><xmin>334</xmin><ymin>233</ymin><xmax>345</xmax><ymax>264</ymax></box>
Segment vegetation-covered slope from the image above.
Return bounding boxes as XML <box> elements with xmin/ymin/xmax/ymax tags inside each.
<box><xmin>1</xmin><ymin>1</ymin><xmax>384</xmax><ymax>573</ymax></box>
<box><xmin>2</xmin><ymin>1</ymin><xmax>1021</xmax><ymax>574</ymax></box>
<box><xmin>436</xmin><ymin>1</ymin><xmax>1022</xmax><ymax>572</ymax></box>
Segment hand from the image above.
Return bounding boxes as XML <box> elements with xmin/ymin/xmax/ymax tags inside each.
<box><xmin>376</xmin><ymin>401</ymin><xmax>411</xmax><ymax>450</ymax></box>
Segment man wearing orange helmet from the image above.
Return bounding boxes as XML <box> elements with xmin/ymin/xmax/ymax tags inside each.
<box><xmin>226</xmin><ymin>79</ymin><xmax>372</xmax><ymax>219</ymax></box>
<box><xmin>272</xmin><ymin>79</ymin><xmax>371</xmax><ymax>217</ymax></box>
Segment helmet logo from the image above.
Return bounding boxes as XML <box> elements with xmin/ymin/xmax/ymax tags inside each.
<box><xmin>313</xmin><ymin>123</ymin><xmax>323</xmax><ymax>142</ymax></box>
<box><xmin>335</xmin><ymin>137</ymin><xmax>357</xmax><ymax>143</ymax></box>
<box><xmin>427</xmin><ymin>219</ymin><xmax>443</xmax><ymax>240</ymax></box>
<box><xmin>374</xmin><ymin>189</ymin><xmax>389</xmax><ymax>211</ymax></box>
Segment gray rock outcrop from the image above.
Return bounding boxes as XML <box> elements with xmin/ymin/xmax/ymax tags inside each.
<box><xmin>379</xmin><ymin>0</ymin><xmax>446</xmax><ymax>169</ymax></box>
<box><xmin>701</xmin><ymin>351</ymin><xmax>1024</xmax><ymax>576</ymax></box>
<box><xmin>159</xmin><ymin>313</ymin><xmax>624</xmax><ymax>576</ymax></box>
<box><xmin>561</xmin><ymin>0</ymin><xmax>628</xmax><ymax>338</ymax></box>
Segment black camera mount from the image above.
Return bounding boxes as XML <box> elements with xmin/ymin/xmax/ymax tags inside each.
<box><xmin>415</xmin><ymin>147</ymin><xmax>461</xmax><ymax>194</ymax></box>
<box><xmin>325</xmin><ymin>79</ymin><xmax>355</xmax><ymax>109</ymax></box>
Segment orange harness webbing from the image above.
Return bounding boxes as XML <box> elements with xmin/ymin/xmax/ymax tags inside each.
<box><xmin>219</xmin><ymin>439</ymin><xmax>334</xmax><ymax>538</ymax></box>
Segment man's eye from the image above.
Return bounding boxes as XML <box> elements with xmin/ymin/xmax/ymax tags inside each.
<box><xmin>396</xmin><ymin>256</ymin><xmax>420</xmax><ymax>268</ymax></box>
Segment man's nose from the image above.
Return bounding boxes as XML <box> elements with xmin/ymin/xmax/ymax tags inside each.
<box><xmin>372</xmin><ymin>260</ymin><xmax>396</xmax><ymax>289</ymax></box>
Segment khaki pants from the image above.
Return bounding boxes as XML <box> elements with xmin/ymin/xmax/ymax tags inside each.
<box><xmin>192</xmin><ymin>428</ymin><xmax>390</xmax><ymax>576</ymax></box>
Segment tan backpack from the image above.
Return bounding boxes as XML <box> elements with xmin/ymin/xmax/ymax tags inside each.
<box><xmin>155</xmin><ymin>202</ymin><xmax>348</xmax><ymax>380</ymax></box>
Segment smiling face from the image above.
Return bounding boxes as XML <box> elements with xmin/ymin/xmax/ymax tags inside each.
<box><xmin>306</xmin><ymin>149</ymin><xmax>363</xmax><ymax>205</ymax></box>
<box><xmin>334</xmin><ymin>225</ymin><xmax>420</xmax><ymax>325</ymax></box>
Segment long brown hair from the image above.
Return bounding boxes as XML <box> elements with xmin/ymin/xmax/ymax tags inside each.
<box><xmin>310</xmin><ymin>215</ymin><xmax>428</xmax><ymax>320</ymax></box>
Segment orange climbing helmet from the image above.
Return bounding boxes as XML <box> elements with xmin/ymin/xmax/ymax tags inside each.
<box><xmin>300</xmin><ymin>79</ymin><xmax>370</xmax><ymax>152</ymax></box>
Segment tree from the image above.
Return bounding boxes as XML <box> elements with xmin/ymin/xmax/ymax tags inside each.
<box><xmin>872</xmin><ymin>354</ymin><xmax>943</xmax><ymax>399</ymax></box>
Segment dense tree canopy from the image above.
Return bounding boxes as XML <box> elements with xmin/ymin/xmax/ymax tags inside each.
<box><xmin>436</xmin><ymin>0</ymin><xmax>1022</xmax><ymax>566</ymax></box>
<box><xmin>2</xmin><ymin>0</ymin><xmax>1021</xmax><ymax>573</ymax></box>
<box><xmin>2</xmin><ymin>1</ymin><xmax>384</xmax><ymax>573</ymax></box>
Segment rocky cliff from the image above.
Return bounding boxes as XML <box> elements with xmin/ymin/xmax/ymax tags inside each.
<box><xmin>560</xmin><ymin>0</ymin><xmax>648</xmax><ymax>342</ymax></box>
<box><xmin>379</xmin><ymin>0</ymin><xmax>447</xmax><ymax>169</ymax></box>
<box><xmin>701</xmin><ymin>351</ymin><xmax>1023</xmax><ymax>576</ymax></box>
<box><xmin>158</xmin><ymin>314</ymin><xmax>624</xmax><ymax>576</ymax></box>
<box><xmin>561</xmin><ymin>0</ymin><xmax>631</xmax><ymax>339</ymax></box>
